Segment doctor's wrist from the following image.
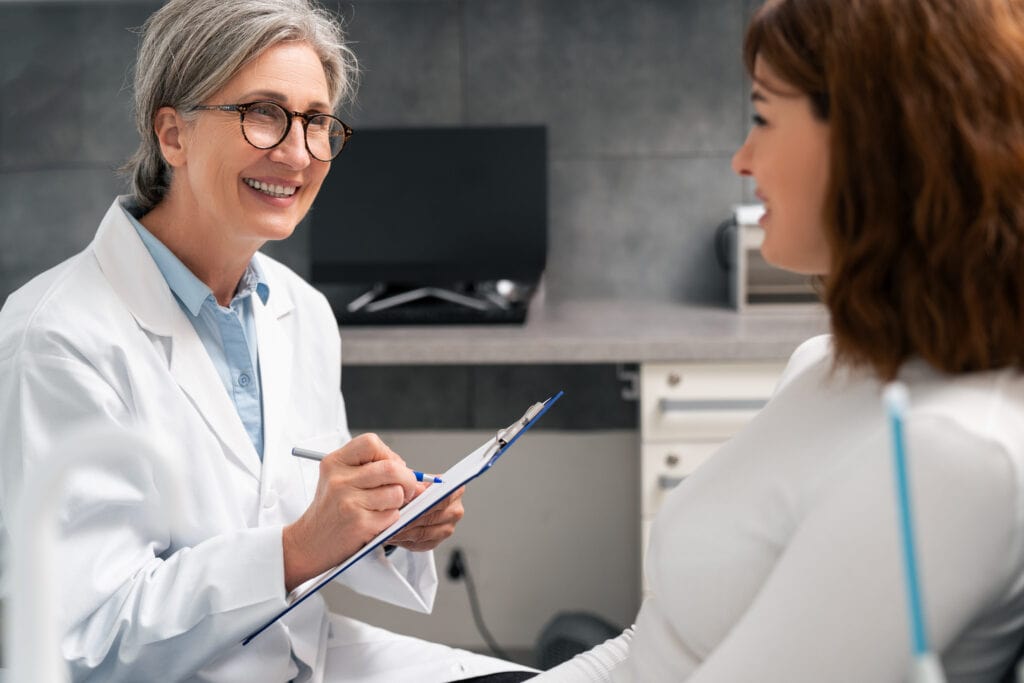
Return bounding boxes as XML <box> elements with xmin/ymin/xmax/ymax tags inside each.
<box><xmin>282</xmin><ymin>521</ymin><xmax>319</xmax><ymax>593</ymax></box>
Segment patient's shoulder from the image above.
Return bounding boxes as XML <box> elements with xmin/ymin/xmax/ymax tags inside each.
<box><xmin>773</xmin><ymin>334</ymin><xmax>832</xmax><ymax>394</ymax></box>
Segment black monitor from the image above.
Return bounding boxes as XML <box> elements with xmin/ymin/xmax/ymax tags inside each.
<box><xmin>309</xmin><ymin>126</ymin><xmax>548</xmax><ymax>324</ymax></box>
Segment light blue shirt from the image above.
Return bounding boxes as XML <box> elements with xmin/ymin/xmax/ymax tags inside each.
<box><xmin>121</xmin><ymin>201</ymin><xmax>269</xmax><ymax>460</ymax></box>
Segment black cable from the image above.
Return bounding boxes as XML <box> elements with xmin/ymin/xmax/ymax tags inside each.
<box><xmin>451</xmin><ymin>550</ymin><xmax>511</xmax><ymax>661</ymax></box>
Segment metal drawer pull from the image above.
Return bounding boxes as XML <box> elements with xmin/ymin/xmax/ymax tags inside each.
<box><xmin>658</xmin><ymin>398</ymin><xmax>768</xmax><ymax>413</ymax></box>
<box><xmin>658</xmin><ymin>474</ymin><xmax>686</xmax><ymax>490</ymax></box>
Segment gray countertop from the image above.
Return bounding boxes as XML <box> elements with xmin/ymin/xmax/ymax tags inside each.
<box><xmin>339</xmin><ymin>296</ymin><xmax>831</xmax><ymax>365</ymax></box>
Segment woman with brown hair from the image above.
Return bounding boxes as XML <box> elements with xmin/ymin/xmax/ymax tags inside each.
<box><xmin>534</xmin><ymin>0</ymin><xmax>1024</xmax><ymax>681</ymax></box>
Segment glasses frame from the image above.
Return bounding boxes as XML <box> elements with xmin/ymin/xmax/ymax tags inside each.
<box><xmin>188</xmin><ymin>100</ymin><xmax>353</xmax><ymax>161</ymax></box>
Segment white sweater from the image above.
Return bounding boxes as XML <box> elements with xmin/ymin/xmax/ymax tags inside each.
<box><xmin>538</xmin><ymin>335</ymin><xmax>1024</xmax><ymax>682</ymax></box>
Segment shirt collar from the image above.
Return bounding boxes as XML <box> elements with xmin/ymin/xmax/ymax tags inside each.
<box><xmin>119</xmin><ymin>198</ymin><xmax>271</xmax><ymax>316</ymax></box>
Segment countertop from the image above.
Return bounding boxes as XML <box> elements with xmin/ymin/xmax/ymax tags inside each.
<box><xmin>338</xmin><ymin>296</ymin><xmax>830</xmax><ymax>366</ymax></box>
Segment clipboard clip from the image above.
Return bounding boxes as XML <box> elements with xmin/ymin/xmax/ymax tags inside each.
<box><xmin>496</xmin><ymin>399</ymin><xmax>548</xmax><ymax>448</ymax></box>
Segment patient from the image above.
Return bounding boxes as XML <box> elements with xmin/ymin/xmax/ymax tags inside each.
<box><xmin>536</xmin><ymin>0</ymin><xmax>1024</xmax><ymax>680</ymax></box>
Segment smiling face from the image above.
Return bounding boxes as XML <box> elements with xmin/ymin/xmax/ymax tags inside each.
<box><xmin>170</xmin><ymin>41</ymin><xmax>333</xmax><ymax>250</ymax></box>
<box><xmin>732</xmin><ymin>57</ymin><xmax>832</xmax><ymax>275</ymax></box>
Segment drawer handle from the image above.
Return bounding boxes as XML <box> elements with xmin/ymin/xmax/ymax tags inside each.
<box><xmin>658</xmin><ymin>474</ymin><xmax>686</xmax><ymax>490</ymax></box>
<box><xmin>658</xmin><ymin>398</ymin><xmax>768</xmax><ymax>413</ymax></box>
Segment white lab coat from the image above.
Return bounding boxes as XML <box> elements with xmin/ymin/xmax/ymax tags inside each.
<box><xmin>0</xmin><ymin>199</ymin><xmax>522</xmax><ymax>682</ymax></box>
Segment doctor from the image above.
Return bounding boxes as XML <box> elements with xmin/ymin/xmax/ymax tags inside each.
<box><xmin>0</xmin><ymin>0</ymin><xmax>534</xmax><ymax>681</ymax></box>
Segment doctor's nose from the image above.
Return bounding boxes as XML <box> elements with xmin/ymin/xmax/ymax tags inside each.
<box><xmin>270</xmin><ymin>117</ymin><xmax>313</xmax><ymax>169</ymax></box>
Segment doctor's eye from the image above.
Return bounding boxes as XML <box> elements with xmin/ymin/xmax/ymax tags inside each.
<box><xmin>751</xmin><ymin>113</ymin><xmax>768</xmax><ymax>127</ymax></box>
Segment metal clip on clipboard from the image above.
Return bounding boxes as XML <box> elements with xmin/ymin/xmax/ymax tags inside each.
<box><xmin>496</xmin><ymin>400</ymin><xmax>548</xmax><ymax>448</ymax></box>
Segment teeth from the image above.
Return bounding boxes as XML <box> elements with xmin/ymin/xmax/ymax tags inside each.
<box><xmin>245</xmin><ymin>179</ymin><xmax>297</xmax><ymax>198</ymax></box>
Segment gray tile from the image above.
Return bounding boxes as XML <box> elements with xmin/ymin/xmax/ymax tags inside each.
<box><xmin>338</xmin><ymin>363</ymin><xmax>638</xmax><ymax>430</ymax></box>
<box><xmin>338</xmin><ymin>1</ymin><xmax>464</xmax><ymax>127</ymax></box>
<box><xmin>340</xmin><ymin>364</ymin><xmax>473</xmax><ymax>429</ymax></box>
<box><xmin>0</xmin><ymin>168</ymin><xmax>127</xmax><ymax>302</ymax></box>
<box><xmin>545</xmin><ymin>156</ymin><xmax>742</xmax><ymax>304</ymax></box>
<box><xmin>464</xmin><ymin>0</ymin><xmax>746</xmax><ymax>158</ymax></box>
<box><xmin>470</xmin><ymin>364</ymin><xmax>638</xmax><ymax>430</ymax></box>
<box><xmin>0</xmin><ymin>3</ymin><xmax>157</xmax><ymax>171</ymax></box>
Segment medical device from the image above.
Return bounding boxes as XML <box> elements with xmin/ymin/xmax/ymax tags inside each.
<box><xmin>884</xmin><ymin>383</ymin><xmax>947</xmax><ymax>683</ymax></box>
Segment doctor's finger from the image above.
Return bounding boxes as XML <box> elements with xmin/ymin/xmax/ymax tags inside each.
<box><xmin>390</xmin><ymin>519</ymin><xmax>456</xmax><ymax>550</ymax></box>
<box><xmin>348</xmin><ymin>460</ymin><xmax>418</xmax><ymax>499</ymax></box>
<box><xmin>409</xmin><ymin>490</ymin><xmax>465</xmax><ymax>528</ymax></box>
<box><xmin>331</xmin><ymin>433</ymin><xmax>405</xmax><ymax>467</ymax></box>
<box><xmin>358</xmin><ymin>483</ymin><xmax>408</xmax><ymax>511</ymax></box>
<box><xmin>394</xmin><ymin>480</ymin><xmax>428</xmax><ymax>507</ymax></box>
<box><xmin>418</xmin><ymin>487</ymin><xmax>466</xmax><ymax>522</ymax></box>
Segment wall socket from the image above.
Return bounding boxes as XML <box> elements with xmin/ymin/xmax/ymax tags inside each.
<box><xmin>446</xmin><ymin>548</ymin><xmax>465</xmax><ymax>581</ymax></box>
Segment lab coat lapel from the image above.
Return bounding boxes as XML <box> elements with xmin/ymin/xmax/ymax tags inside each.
<box><xmin>167</xmin><ymin>323</ymin><xmax>263</xmax><ymax>481</ymax></box>
<box><xmin>91</xmin><ymin>198</ymin><xmax>263</xmax><ymax>482</ymax></box>
<box><xmin>252</xmin><ymin>260</ymin><xmax>294</xmax><ymax>491</ymax></box>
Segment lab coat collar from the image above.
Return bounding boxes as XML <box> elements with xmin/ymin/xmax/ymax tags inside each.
<box><xmin>92</xmin><ymin>197</ymin><xmax>182</xmax><ymax>339</ymax></box>
<box><xmin>91</xmin><ymin>197</ymin><xmax>295</xmax><ymax>482</ymax></box>
<box><xmin>251</xmin><ymin>252</ymin><xmax>294</xmax><ymax>497</ymax></box>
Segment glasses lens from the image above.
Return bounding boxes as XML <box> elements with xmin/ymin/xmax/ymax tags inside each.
<box><xmin>306</xmin><ymin>115</ymin><xmax>347</xmax><ymax>161</ymax></box>
<box><xmin>242</xmin><ymin>102</ymin><xmax>287</xmax><ymax>149</ymax></box>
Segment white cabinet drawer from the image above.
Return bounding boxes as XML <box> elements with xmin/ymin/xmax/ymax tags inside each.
<box><xmin>640</xmin><ymin>441</ymin><xmax>719</xmax><ymax>517</ymax></box>
<box><xmin>641</xmin><ymin>362</ymin><xmax>783</xmax><ymax>440</ymax></box>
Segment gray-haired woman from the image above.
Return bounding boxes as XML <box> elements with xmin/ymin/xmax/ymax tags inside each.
<box><xmin>0</xmin><ymin>1</ymin><xmax>535</xmax><ymax>681</ymax></box>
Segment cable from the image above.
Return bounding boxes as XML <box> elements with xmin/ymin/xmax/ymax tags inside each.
<box><xmin>448</xmin><ymin>549</ymin><xmax>511</xmax><ymax>661</ymax></box>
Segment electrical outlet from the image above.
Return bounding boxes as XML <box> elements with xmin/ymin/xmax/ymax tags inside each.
<box><xmin>447</xmin><ymin>548</ymin><xmax>465</xmax><ymax>581</ymax></box>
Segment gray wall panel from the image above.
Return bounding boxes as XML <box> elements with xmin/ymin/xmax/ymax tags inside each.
<box><xmin>0</xmin><ymin>169</ymin><xmax>125</xmax><ymax>297</ymax></box>
<box><xmin>464</xmin><ymin>0</ymin><xmax>744</xmax><ymax>158</ymax></box>
<box><xmin>0</xmin><ymin>3</ymin><xmax>157</xmax><ymax>172</ymax></box>
<box><xmin>338</xmin><ymin>0</ymin><xmax>465</xmax><ymax>126</ymax></box>
<box><xmin>1</xmin><ymin>0</ymin><xmax>753</xmax><ymax>306</ymax></box>
<box><xmin>546</xmin><ymin>156</ymin><xmax>740</xmax><ymax>303</ymax></box>
<box><xmin>342</xmin><ymin>363</ymin><xmax>637</xmax><ymax>431</ymax></box>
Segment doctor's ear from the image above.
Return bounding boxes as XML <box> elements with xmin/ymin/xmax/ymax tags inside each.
<box><xmin>152</xmin><ymin>106</ymin><xmax>189</xmax><ymax>168</ymax></box>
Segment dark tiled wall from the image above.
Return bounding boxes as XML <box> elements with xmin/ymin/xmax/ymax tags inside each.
<box><xmin>0</xmin><ymin>0</ymin><xmax>759</xmax><ymax>305</ymax></box>
<box><xmin>342</xmin><ymin>363</ymin><xmax>638</xmax><ymax>430</ymax></box>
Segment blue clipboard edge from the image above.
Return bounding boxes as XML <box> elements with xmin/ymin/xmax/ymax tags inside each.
<box><xmin>242</xmin><ymin>391</ymin><xmax>564</xmax><ymax>645</ymax></box>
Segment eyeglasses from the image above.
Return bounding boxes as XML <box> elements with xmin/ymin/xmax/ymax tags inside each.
<box><xmin>188</xmin><ymin>100</ymin><xmax>353</xmax><ymax>161</ymax></box>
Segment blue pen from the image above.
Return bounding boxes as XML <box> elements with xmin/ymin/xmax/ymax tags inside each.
<box><xmin>413</xmin><ymin>470</ymin><xmax>444</xmax><ymax>484</ymax></box>
<box><xmin>883</xmin><ymin>382</ymin><xmax>947</xmax><ymax>683</ymax></box>
<box><xmin>290</xmin><ymin>447</ymin><xmax>443</xmax><ymax>484</ymax></box>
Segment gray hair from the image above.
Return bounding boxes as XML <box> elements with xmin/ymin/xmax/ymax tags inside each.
<box><xmin>122</xmin><ymin>0</ymin><xmax>358</xmax><ymax>211</ymax></box>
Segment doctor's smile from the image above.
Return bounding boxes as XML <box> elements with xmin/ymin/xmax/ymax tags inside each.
<box><xmin>243</xmin><ymin>178</ymin><xmax>301</xmax><ymax>200</ymax></box>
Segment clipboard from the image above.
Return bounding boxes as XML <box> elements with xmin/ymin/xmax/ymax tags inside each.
<box><xmin>243</xmin><ymin>391</ymin><xmax>564</xmax><ymax>644</ymax></box>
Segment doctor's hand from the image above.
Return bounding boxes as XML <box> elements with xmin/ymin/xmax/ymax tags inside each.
<box><xmin>388</xmin><ymin>485</ymin><xmax>466</xmax><ymax>552</ymax></box>
<box><xmin>282</xmin><ymin>433</ymin><xmax>417</xmax><ymax>592</ymax></box>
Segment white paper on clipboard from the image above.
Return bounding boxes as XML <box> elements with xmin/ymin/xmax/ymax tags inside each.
<box><xmin>243</xmin><ymin>391</ymin><xmax>563</xmax><ymax>645</ymax></box>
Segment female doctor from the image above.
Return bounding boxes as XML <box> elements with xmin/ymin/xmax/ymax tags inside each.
<box><xmin>0</xmin><ymin>0</ymin><xmax>534</xmax><ymax>681</ymax></box>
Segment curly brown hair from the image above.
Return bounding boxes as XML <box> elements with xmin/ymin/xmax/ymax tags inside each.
<box><xmin>744</xmin><ymin>0</ymin><xmax>1024</xmax><ymax>380</ymax></box>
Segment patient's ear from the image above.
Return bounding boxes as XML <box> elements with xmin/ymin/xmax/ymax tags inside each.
<box><xmin>152</xmin><ymin>106</ymin><xmax>188</xmax><ymax>168</ymax></box>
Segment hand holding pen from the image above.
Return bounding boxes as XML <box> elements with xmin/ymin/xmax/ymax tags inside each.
<box><xmin>282</xmin><ymin>433</ymin><xmax>425</xmax><ymax>592</ymax></box>
<box><xmin>292</xmin><ymin>444</ymin><xmax>463</xmax><ymax>554</ymax></box>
